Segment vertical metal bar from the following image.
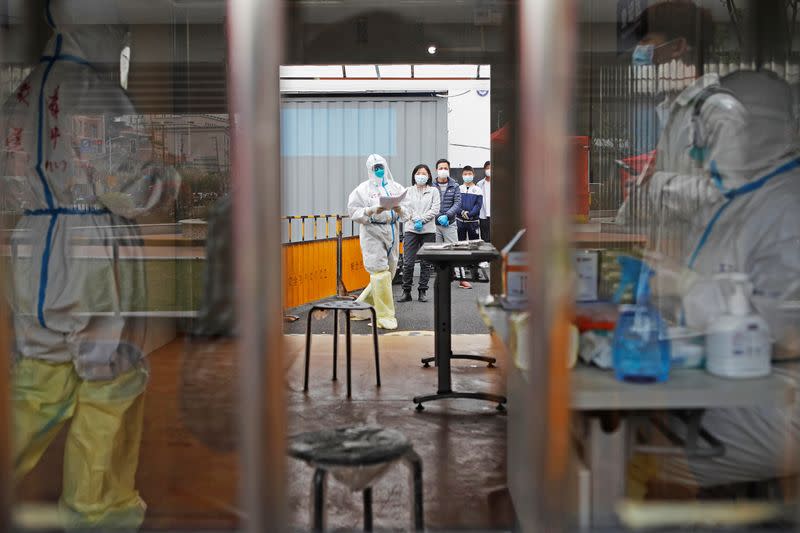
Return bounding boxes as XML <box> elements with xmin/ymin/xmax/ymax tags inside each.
<box><xmin>113</xmin><ymin>240</ymin><xmax>121</xmax><ymax>317</ymax></box>
<box><xmin>228</xmin><ymin>0</ymin><xmax>286</xmax><ymax>531</ymax></box>
<box><xmin>518</xmin><ymin>0</ymin><xmax>577</xmax><ymax>529</ymax></box>
<box><xmin>0</xmin><ymin>74</ymin><xmax>10</xmax><ymax>531</ymax></box>
<box><xmin>336</xmin><ymin>216</ymin><xmax>344</xmax><ymax>296</ymax></box>
<box><xmin>312</xmin><ymin>215</ymin><xmax>318</xmax><ymax>241</ymax></box>
<box><xmin>312</xmin><ymin>469</ymin><xmax>326</xmax><ymax>531</ymax></box>
<box><xmin>301</xmin><ymin>216</ymin><xmax>306</xmax><ymax>241</ymax></box>
<box><xmin>363</xmin><ymin>488</ymin><xmax>373</xmax><ymax>531</ymax></box>
<box><xmin>345</xmin><ymin>310</ymin><xmax>352</xmax><ymax>399</ymax></box>
<box><xmin>288</xmin><ymin>217</ymin><xmax>293</xmax><ymax>243</ymax></box>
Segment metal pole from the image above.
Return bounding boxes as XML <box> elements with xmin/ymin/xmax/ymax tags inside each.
<box><xmin>336</xmin><ymin>215</ymin><xmax>345</xmax><ymax>296</ymax></box>
<box><xmin>228</xmin><ymin>0</ymin><xmax>286</xmax><ymax>531</ymax></box>
<box><xmin>0</xmin><ymin>3</ymin><xmax>17</xmax><ymax>528</ymax></box>
<box><xmin>518</xmin><ymin>0</ymin><xmax>577</xmax><ymax>529</ymax></box>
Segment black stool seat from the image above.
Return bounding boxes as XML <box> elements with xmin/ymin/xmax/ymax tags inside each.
<box><xmin>312</xmin><ymin>300</ymin><xmax>374</xmax><ymax>311</ymax></box>
<box><xmin>289</xmin><ymin>426</ymin><xmax>411</xmax><ymax>467</ymax></box>
<box><xmin>289</xmin><ymin>426</ymin><xmax>424</xmax><ymax>532</ymax></box>
<box><xmin>304</xmin><ymin>299</ymin><xmax>381</xmax><ymax>398</ymax></box>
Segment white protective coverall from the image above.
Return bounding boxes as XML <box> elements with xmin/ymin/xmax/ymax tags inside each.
<box><xmin>1</xmin><ymin>1</ymin><xmax>178</xmax><ymax>528</ymax></box>
<box><xmin>628</xmin><ymin>71</ymin><xmax>800</xmax><ymax>489</ymax></box>
<box><xmin>347</xmin><ymin>154</ymin><xmax>405</xmax><ymax>329</ymax></box>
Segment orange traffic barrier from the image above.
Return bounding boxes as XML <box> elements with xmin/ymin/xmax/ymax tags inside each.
<box><xmin>282</xmin><ymin>236</ymin><xmax>370</xmax><ymax>308</ymax></box>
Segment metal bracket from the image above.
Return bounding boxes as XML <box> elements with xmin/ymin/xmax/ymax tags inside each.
<box><xmin>633</xmin><ymin>410</ymin><xmax>725</xmax><ymax>459</ymax></box>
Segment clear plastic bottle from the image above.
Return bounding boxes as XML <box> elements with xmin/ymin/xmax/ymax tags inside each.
<box><xmin>613</xmin><ymin>304</ymin><xmax>671</xmax><ymax>383</ymax></box>
<box><xmin>611</xmin><ymin>256</ymin><xmax>671</xmax><ymax>383</ymax></box>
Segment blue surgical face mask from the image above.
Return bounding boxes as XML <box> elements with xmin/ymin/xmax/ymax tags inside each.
<box><xmin>632</xmin><ymin>44</ymin><xmax>655</xmax><ymax>66</ymax></box>
<box><xmin>374</xmin><ymin>166</ymin><xmax>386</xmax><ymax>179</ymax></box>
<box><xmin>415</xmin><ymin>174</ymin><xmax>428</xmax><ymax>185</ymax></box>
<box><xmin>463</xmin><ymin>174</ymin><xmax>474</xmax><ymax>183</ymax></box>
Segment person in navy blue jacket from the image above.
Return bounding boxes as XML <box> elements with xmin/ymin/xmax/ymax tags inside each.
<box><xmin>456</xmin><ymin>166</ymin><xmax>483</xmax><ymax>241</ymax></box>
<box><xmin>455</xmin><ymin>166</ymin><xmax>483</xmax><ymax>289</ymax></box>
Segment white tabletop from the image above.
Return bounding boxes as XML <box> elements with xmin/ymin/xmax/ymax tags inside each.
<box><xmin>571</xmin><ymin>365</ymin><xmax>796</xmax><ymax>410</ymax></box>
<box><xmin>479</xmin><ymin>299</ymin><xmax>798</xmax><ymax>411</ymax></box>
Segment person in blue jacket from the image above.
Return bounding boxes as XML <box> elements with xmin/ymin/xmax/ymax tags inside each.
<box><xmin>455</xmin><ymin>166</ymin><xmax>483</xmax><ymax>288</ymax></box>
<box><xmin>456</xmin><ymin>165</ymin><xmax>483</xmax><ymax>241</ymax></box>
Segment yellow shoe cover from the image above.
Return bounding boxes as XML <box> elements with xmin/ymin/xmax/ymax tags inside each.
<box><xmin>370</xmin><ymin>270</ymin><xmax>397</xmax><ymax>330</ymax></box>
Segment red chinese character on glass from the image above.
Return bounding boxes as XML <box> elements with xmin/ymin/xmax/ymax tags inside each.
<box><xmin>5</xmin><ymin>128</ymin><xmax>23</xmax><ymax>151</ymax></box>
<box><xmin>47</xmin><ymin>86</ymin><xmax>60</xmax><ymax>120</ymax></box>
<box><xmin>49</xmin><ymin>127</ymin><xmax>61</xmax><ymax>148</ymax></box>
<box><xmin>16</xmin><ymin>82</ymin><xmax>31</xmax><ymax>107</ymax></box>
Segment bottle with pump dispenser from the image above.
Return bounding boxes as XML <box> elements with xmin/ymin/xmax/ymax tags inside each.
<box><xmin>705</xmin><ymin>273</ymin><xmax>772</xmax><ymax>379</ymax></box>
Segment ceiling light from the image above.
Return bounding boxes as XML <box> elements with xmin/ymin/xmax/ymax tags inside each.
<box><xmin>427</xmin><ymin>44</ymin><xmax>437</xmax><ymax>55</ymax></box>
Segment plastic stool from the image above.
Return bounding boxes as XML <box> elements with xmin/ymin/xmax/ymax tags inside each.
<box><xmin>288</xmin><ymin>426</ymin><xmax>424</xmax><ymax>532</ymax></box>
<box><xmin>304</xmin><ymin>299</ymin><xmax>381</xmax><ymax>398</ymax></box>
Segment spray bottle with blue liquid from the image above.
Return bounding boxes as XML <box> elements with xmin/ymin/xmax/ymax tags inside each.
<box><xmin>612</xmin><ymin>256</ymin><xmax>671</xmax><ymax>383</ymax></box>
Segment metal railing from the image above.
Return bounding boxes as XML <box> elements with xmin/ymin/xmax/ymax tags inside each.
<box><xmin>283</xmin><ymin>214</ymin><xmax>356</xmax><ymax>243</ymax></box>
<box><xmin>282</xmin><ymin>214</ymin><xmax>363</xmax><ymax>298</ymax></box>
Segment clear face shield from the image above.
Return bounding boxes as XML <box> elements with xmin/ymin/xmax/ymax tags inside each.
<box><xmin>120</xmin><ymin>29</ymin><xmax>131</xmax><ymax>89</ymax></box>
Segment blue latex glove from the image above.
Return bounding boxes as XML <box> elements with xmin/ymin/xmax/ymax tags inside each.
<box><xmin>437</xmin><ymin>215</ymin><xmax>449</xmax><ymax>227</ymax></box>
<box><xmin>414</xmin><ymin>220</ymin><xmax>424</xmax><ymax>232</ymax></box>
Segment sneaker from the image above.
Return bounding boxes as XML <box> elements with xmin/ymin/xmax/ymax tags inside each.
<box><xmin>418</xmin><ymin>290</ymin><xmax>428</xmax><ymax>302</ymax></box>
<box><xmin>459</xmin><ymin>281</ymin><xmax>473</xmax><ymax>289</ymax></box>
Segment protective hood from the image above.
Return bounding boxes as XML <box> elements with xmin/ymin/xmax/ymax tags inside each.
<box><xmin>366</xmin><ymin>154</ymin><xmax>395</xmax><ymax>185</ymax></box>
<box><xmin>723</xmin><ymin>70</ymin><xmax>799</xmax><ymax>179</ymax></box>
<box><xmin>44</xmin><ymin>0</ymin><xmax>128</xmax><ymax>65</ymax></box>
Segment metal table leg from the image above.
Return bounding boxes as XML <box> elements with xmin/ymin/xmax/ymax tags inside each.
<box><xmin>405</xmin><ymin>449</ymin><xmax>425</xmax><ymax>531</ymax></box>
<box><xmin>332</xmin><ymin>309</ymin><xmax>338</xmax><ymax>381</ymax></box>
<box><xmin>370</xmin><ymin>307</ymin><xmax>381</xmax><ymax>387</ymax></box>
<box><xmin>346</xmin><ymin>310</ymin><xmax>352</xmax><ymax>399</ymax></box>
<box><xmin>586</xmin><ymin>415</ymin><xmax>629</xmax><ymax>528</ymax></box>
<box><xmin>363</xmin><ymin>487</ymin><xmax>373</xmax><ymax>531</ymax></box>
<box><xmin>312</xmin><ymin>468</ymin><xmax>327</xmax><ymax>531</ymax></box>
<box><xmin>303</xmin><ymin>308</ymin><xmax>315</xmax><ymax>392</ymax></box>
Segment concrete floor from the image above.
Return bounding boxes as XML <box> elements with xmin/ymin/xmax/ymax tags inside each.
<box><xmin>286</xmin><ymin>334</ymin><xmax>510</xmax><ymax>531</ymax></box>
<box><xmin>283</xmin><ymin>275</ymin><xmax>492</xmax><ymax>335</ymax></box>
<box><xmin>16</xmin><ymin>333</ymin><xmax>512</xmax><ymax>531</ymax></box>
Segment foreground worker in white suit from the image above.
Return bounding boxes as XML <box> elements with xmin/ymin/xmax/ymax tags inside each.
<box><xmin>2</xmin><ymin>1</ymin><xmax>178</xmax><ymax>529</ymax></box>
<box><xmin>347</xmin><ymin>154</ymin><xmax>405</xmax><ymax>329</ymax></box>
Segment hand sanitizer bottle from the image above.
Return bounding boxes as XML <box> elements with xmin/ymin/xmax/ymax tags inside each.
<box><xmin>705</xmin><ymin>273</ymin><xmax>771</xmax><ymax>379</ymax></box>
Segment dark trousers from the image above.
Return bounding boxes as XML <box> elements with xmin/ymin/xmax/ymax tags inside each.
<box><xmin>457</xmin><ymin>220</ymin><xmax>480</xmax><ymax>241</ymax></box>
<box><xmin>457</xmin><ymin>221</ymin><xmax>481</xmax><ymax>281</ymax></box>
<box><xmin>480</xmin><ymin>217</ymin><xmax>491</xmax><ymax>242</ymax></box>
<box><xmin>402</xmin><ymin>232</ymin><xmax>435</xmax><ymax>292</ymax></box>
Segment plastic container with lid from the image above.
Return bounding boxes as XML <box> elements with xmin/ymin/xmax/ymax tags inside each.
<box><xmin>706</xmin><ymin>273</ymin><xmax>771</xmax><ymax>379</ymax></box>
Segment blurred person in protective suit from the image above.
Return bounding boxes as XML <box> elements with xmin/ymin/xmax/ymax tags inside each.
<box><xmin>1</xmin><ymin>1</ymin><xmax>178</xmax><ymax>529</ymax></box>
<box><xmin>620</xmin><ymin>1</ymin><xmax>800</xmax><ymax>494</ymax></box>
<box><xmin>347</xmin><ymin>154</ymin><xmax>405</xmax><ymax>330</ymax></box>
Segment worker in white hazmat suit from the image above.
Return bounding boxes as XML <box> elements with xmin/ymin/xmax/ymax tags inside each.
<box><xmin>1</xmin><ymin>1</ymin><xmax>178</xmax><ymax>529</ymax></box>
<box><xmin>347</xmin><ymin>154</ymin><xmax>405</xmax><ymax>330</ymax></box>
<box><xmin>636</xmin><ymin>69</ymin><xmax>800</xmax><ymax>491</ymax></box>
<box><xmin>621</xmin><ymin>1</ymin><xmax>800</xmax><ymax>493</ymax></box>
